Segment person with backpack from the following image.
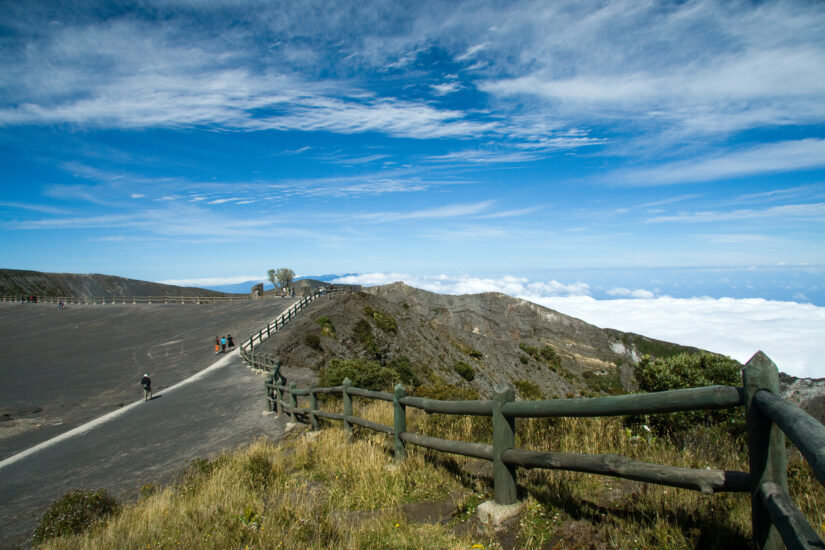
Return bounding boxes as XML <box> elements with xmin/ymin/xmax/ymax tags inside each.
<box><xmin>141</xmin><ymin>374</ymin><xmax>152</xmax><ymax>401</ymax></box>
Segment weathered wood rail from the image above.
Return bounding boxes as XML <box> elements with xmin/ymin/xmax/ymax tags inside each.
<box><xmin>239</xmin><ymin>285</ymin><xmax>354</xmax><ymax>366</ymax></box>
<box><xmin>247</xmin><ymin>348</ymin><xmax>825</xmax><ymax>549</ymax></box>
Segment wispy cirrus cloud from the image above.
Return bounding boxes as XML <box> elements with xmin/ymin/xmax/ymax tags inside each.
<box><xmin>427</xmin><ymin>149</ymin><xmax>541</xmax><ymax>164</ymax></box>
<box><xmin>0</xmin><ymin>201</ymin><xmax>71</xmax><ymax>215</ymax></box>
<box><xmin>352</xmin><ymin>200</ymin><xmax>496</xmax><ymax>223</ymax></box>
<box><xmin>612</xmin><ymin>139</ymin><xmax>825</xmax><ymax>186</ymax></box>
<box><xmin>648</xmin><ymin>202</ymin><xmax>825</xmax><ymax>224</ymax></box>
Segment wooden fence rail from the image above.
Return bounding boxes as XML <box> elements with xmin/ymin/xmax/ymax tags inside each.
<box><xmin>251</xmin><ymin>351</ymin><xmax>825</xmax><ymax>550</ymax></box>
<box><xmin>239</xmin><ymin>286</ymin><xmax>352</xmax><ymax>357</ymax></box>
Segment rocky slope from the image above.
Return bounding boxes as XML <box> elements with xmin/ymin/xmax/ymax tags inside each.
<box><xmin>255</xmin><ymin>282</ymin><xmax>825</xmax><ymax>425</ymax></box>
<box><xmin>257</xmin><ymin>282</ymin><xmax>699</xmax><ymax>399</ymax></box>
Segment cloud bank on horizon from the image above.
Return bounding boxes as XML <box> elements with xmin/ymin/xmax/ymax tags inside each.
<box><xmin>332</xmin><ymin>272</ymin><xmax>825</xmax><ymax>379</ymax></box>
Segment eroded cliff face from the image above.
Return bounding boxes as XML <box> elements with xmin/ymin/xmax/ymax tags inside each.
<box><xmin>257</xmin><ymin>282</ymin><xmax>698</xmax><ymax>399</ymax></box>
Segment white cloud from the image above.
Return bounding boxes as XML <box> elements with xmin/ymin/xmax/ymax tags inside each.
<box><xmin>427</xmin><ymin>149</ymin><xmax>541</xmax><ymax>164</ymax></box>
<box><xmin>352</xmin><ymin>200</ymin><xmax>495</xmax><ymax>223</ymax></box>
<box><xmin>456</xmin><ymin>42</ymin><xmax>489</xmax><ymax>61</ymax></box>
<box><xmin>648</xmin><ymin>202</ymin><xmax>825</xmax><ymax>224</ymax></box>
<box><xmin>535</xmin><ymin>295</ymin><xmax>825</xmax><ymax>379</ymax></box>
<box><xmin>431</xmin><ymin>82</ymin><xmax>462</xmax><ymax>96</ymax></box>
<box><xmin>476</xmin><ymin>2</ymin><xmax>825</xmax><ymax>139</ymax></box>
<box><xmin>615</xmin><ymin>140</ymin><xmax>825</xmax><ymax>185</ymax></box>
<box><xmin>606</xmin><ymin>287</ymin><xmax>656</xmax><ymax>299</ymax></box>
<box><xmin>332</xmin><ymin>272</ymin><xmax>592</xmax><ymax>298</ymax></box>
<box><xmin>333</xmin><ymin>272</ymin><xmax>825</xmax><ymax>378</ymax></box>
<box><xmin>159</xmin><ymin>275</ymin><xmax>266</xmax><ymax>287</ymax></box>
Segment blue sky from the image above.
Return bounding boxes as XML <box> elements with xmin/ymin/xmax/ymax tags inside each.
<box><xmin>2</xmin><ymin>1</ymin><xmax>825</xmax><ymax>376</ymax></box>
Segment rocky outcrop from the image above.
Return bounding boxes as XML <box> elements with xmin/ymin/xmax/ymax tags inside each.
<box><xmin>779</xmin><ymin>372</ymin><xmax>825</xmax><ymax>425</ymax></box>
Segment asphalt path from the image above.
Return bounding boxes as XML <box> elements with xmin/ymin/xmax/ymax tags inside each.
<box><xmin>0</xmin><ymin>299</ymin><xmax>309</xmax><ymax>548</ymax></box>
<box><xmin>0</xmin><ymin>299</ymin><xmax>297</xmax><ymax>459</ymax></box>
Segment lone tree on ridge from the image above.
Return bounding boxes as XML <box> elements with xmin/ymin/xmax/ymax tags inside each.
<box><xmin>268</xmin><ymin>268</ymin><xmax>295</xmax><ymax>290</ymax></box>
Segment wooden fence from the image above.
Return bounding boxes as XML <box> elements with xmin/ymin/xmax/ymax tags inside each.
<box><xmin>239</xmin><ymin>285</ymin><xmax>353</xmax><ymax>359</ymax></box>
<box><xmin>237</xmin><ymin>284</ymin><xmax>825</xmax><ymax>548</ymax></box>
<box><xmin>250</xmin><ymin>351</ymin><xmax>823</xmax><ymax>549</ymax></box>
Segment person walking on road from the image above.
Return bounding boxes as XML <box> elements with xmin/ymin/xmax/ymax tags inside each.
<box><xmin>227</xmin><ymin>334</ymin><xmax>234</xmax><ymax>350</ymax></box>
<box><xmin>141</xmin><ymin>374</ymin><xmax>152</xmax><ymax>401</ymax></box>
<box><xmin>221</xmin><ymin>335</ymin><xmax>227</xmax><ymax>353</ymax></box>
<box><xmin>215</xmin><ymin>336</ymin><xmax>220</xmax><ymax>354</ymax></box>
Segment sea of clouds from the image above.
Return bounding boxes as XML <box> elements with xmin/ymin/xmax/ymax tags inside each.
<box><xmin>331</xmin><ymin>273</ymin><xmax>825</xmax><ymax>379</ymax></box>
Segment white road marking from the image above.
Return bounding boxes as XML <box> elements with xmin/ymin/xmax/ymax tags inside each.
<box><xmin>157</xmin><ymin>339</ymin><xmax>183</xmax><ymax>346</ymax></box>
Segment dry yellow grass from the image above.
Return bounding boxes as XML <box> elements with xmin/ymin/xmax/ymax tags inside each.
<box><xmin>35</xmin><ymin>400</ymin><xmax>825</xmax><ymax>549</ymax></box>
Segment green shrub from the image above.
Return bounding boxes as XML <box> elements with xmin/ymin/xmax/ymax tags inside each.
<box><xmin>413</xmin><ymin>380</ymin><xmax>479</xmax><ymax>401</ymax></box>
<box><xmin>304</xmin><ymin>333</ymin><xmax>322</xmax><ymax>351</ymax></box>
<box><xmin>514</xmin><ymin>380</ymin><xmax>543</xmax><ymax>401</ymax></box>
<box><xmin>363</xmin><ymin>306</ymin><xmax>397</xmax><ymax>333</ymax></box>
<box><xmin>316</xmin><ymin>316</ymin><xmax>335</xmax><ymax>336</ymax></box>
<box><xmin>32</xmin><ymin>489</ymin><xmax>119</xmax><ymax>542</ymax></box>
<box><xmin>453</xmin><ymin>361</ymin><xmax>475</xmax><ymax>382</ymax></box>
<box><xmin>352</xmin><ymin>319</ymin><xmax>380</xmax><ymax>358</ymax></box>
<box><xmin>387</xmin><ymin>356</ymin><xmax>419</xmax><ymax>387</ymax></box>
<box><xmin>519</xmin><ymin>343</ymin><xmax>539</xmax><ymax>358</ymax></box>
<box><xmin>630</xmin><ymin>351</ymin><xmax>744</xmax><ymax>439</ymax></box>
<box><xmin>582</xmin><ymin>370</ymin><xmax>625</xmax><ymax>395</ymax></box>
<box><xmin>320</xmin><ymin>358</ymin><xmax>414</xmax><ymax>391</ymax></box>
<box><xmin>540</xmin><ymin>345</ymin><xmax>560</xmax><ymax>366</ymax></box>
<box><xmin>519</xmin><ymin>355</ymin><xmax>529</xmax><ymax>365</ymax></box>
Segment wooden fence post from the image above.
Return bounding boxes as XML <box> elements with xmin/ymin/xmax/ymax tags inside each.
<box><xmin>493</xmin><ymin>382</ymin><xmax>518</xmax><ymax>505</ymax></box>
<box><xmin>342</xmin><ymin>378</ymin><xmax>353</xmax><ymax>438</ymax></box>
<box><xmin>393</xmin><ymin>384</ymin><xmax>407</xmax><ymax>461</ymax></box>
<box><xmin>276</xmin><ymin>382</ymin><xmax>284</xmax><ymax>418</ymax></box>
<box><xmin>309</xmin><ymin>387</ymin><xmax>320</xmax><ymax>431</ymax></box>
<box><xmin>743</xmin><ymin>351</ymin><xmax>788</xmax><ymax>550</ymax></box>
<box><xmin>268</xmin><ymin>372</ymin><xmax>277</xmax><ymax>412</ymax></box>
<box><xmin>289</xmin><ymin>381</ymin><xmax>298</xmax><ymax>421</ymax></box>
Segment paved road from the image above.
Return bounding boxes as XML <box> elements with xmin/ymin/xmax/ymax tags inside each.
<box><xmin>0</xmin><ymin>299</ymin><xmax>297</xmax><ymax>460</ymax></box>
<box><xmin>0</xmin><ymin>299</ymin><xmax>309</xmax><ymax>548</ymax></box>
